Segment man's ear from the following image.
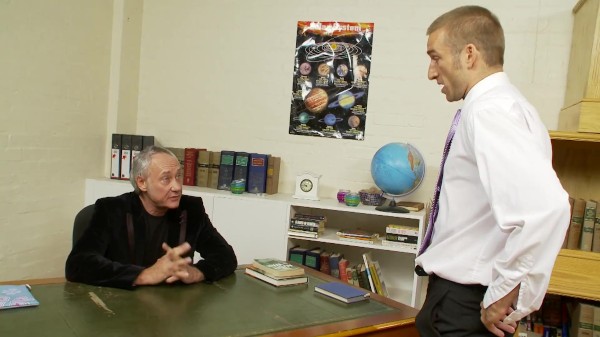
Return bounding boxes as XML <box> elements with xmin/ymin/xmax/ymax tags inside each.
<box><xmin>136</xmin><ymin>175</ymin><xmax>148</xmax><ymax>192</ymax></box>
<box><xmin>463</xmin><ymin>43</ymin><xmax>478</xmax><ymax>68</ymax></box>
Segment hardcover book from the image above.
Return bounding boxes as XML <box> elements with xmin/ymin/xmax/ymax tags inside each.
<box><xmin>183</xmin><ymin>148</ymin><xmax>201</xmax><ymax>186</ymax></box>
<box><xmin>252</xmin><ymin>258</ymin><xmax>305</xmax><ymax>278</ymax></box>
<box><xmin>567</xmin><ymin>198</ymin><xmax>586</xmax><ymax>249</ymax></box>
<box><xmin>319</xmin><ymin>251</ymin><xmax>332</xmax><ymax>275</ymax></box>
<box><xmin>120</xmin><ymin>134</ymin><xmax>132</xmax><ymax>180</ymax></box>
<box><xmin>265</xmin><ymin>155</ymin><xmax>281</xmax><ymax>195</ymax></box>
<box><xmin>593</xmin><ymin>214</ymin><xmax>600</xmax><ymax>253</ymax></box>
<box><xmin>362</xmin><ymin>252</ymin><xmax>376</xmax><ymax>293</ymax></box>
<box><xmin>217</xmin><ymin>150</ymin><xmax>236</xmax><ymax>190</ymax></box>
<box><xmin>196</xmin><ymin>150</ymin><xmax>210</xmax><ymax>187</ymax></box>
<box><xmin>141</xmin><ymin>135</ymin><xmax>154</xmax><ymax>150</ymax></box>
<box><xmin>0</xmin><ymin>285</ymin><xmax>40</xmax><ymax>310</ymax></box>
<box><xmin>287</xmin><ymin>229</ymin><xmax>319</xmax><ymax>239</ymax></box>
<box><xmin>288</xmin><ymin>246</ymin><xmax>309</xmax><ymax>265</ymax></box>
<box><xmin>338</xmin><ymin>258</ymin><xmax>350</xmax><ymax>282</ymax></box>
<box><xmin>244</xmin><ymin>267</ymin><xmax>308</xmax><ymax>287</ymax></box>
<box><xmin>166</xmin><ymin>147</ymin><xmax>185</xmax><ymax>168</ymax></box>
<box><xmin>110</xmin><ymin>133</ymin><xmax>121</xmax><ymax>179</ymax></box>
<box><xmin>394</xmin><ymin>201</ymin><xmax>425</xmax><ymax>212</ymax></box>
<box><xmin>207</xmin><ymin>151</ymin><xmax>220</xmax><ymax>189</ymax></box>
<box><xmin>329</xmin><ymin>252</ymin><xmax>343</xmax><ymax>279</ymax></box>
<box><xmin>304</xmin><ymin>248</ymin><xmax>322</xmax><ymax>270</ymax></box>
<box><xmin>131</xmin><ymin>135</ymin><xmax>143</xmax><ymax>162</ymax></box>
<box><xmin>246</xmin><ymin>153</ymin><xmax>268</xmax><ymax>193</ymax></box>
<box><xmin>580</xmin><ymin>200</ymin><xmax>597</xmax><ymax>251</ymax></box>
<box><xmin>232</xmin><ymin>151</ymin><xmax>250</xmax><ymax>189</ymax></box>
<box><xmin>314</xmin><ymin>282</ymin><xmax>370</xmax><ymax>303</ymax></box>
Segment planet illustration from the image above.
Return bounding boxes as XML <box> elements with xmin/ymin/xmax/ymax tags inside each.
<box><xmin>304</xmin><ymin>88</ymin><xmax>328</xmax><ymax>113</ymax></box>
<box><xmin>293</xmin><ymin>112</ymin><xmax>316</xmax><ymax>124</ymax></box>
<box><xmin>336</xmin><ymin>64</ymin><xmax>348</xmax><ymax>77</ymax></box>
<box><xmin>348</xmin><ymin>115</ymin><xmax>360</xmax><ymax>128</ymax></box>
<box><xmin>318</xmin><ymin>63</ymin><xmax>330</xmax><ymax>76</ymax></box>
<box><xmin>320</xmin><ymin>113</ymin><xmax>343</xmax><ymax>126</ymax></box>
<box><xmin>299</xmin><ymin>62</ymin><xmax>311</xmax><ymax>75</ymax></box>
<box><xmin>327</xmin><ymin>91</ymin><xmax>365</xmax><ymax>109</ymax></box>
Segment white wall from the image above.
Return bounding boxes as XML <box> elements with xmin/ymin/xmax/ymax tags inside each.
<box><xmin>0</xmin><ymin>1</ymin><xmax>112</xmax><ymax>281</ymax></box>
<box><xmin>0</xmin><ymin>0</ymin><xmax>577</xmax><ymax>281</ymax></box>
<box><xmin>137</xmin><ymin>0</ymin><xmax>576</xmax><ymax>203</ymax></box>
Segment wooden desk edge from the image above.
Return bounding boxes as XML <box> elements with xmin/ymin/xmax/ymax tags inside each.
<box><xmin>0</xmin><ymin>277</ymin><xmax>65</xmax><ymax>286</ymax></box>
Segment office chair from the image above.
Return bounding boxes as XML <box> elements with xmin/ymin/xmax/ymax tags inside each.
<box><xmin>72</xmin><ymin>204</ymin><xmax>95</xmax><ymax>247</ymax></box>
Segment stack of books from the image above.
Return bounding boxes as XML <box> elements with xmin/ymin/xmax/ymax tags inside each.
<box><xmin>336</xmin><ymin>229</ymin><xmax>379</xmax><ymax>244</ymax></box>
<box><xmin>381</xmin><ymin>224</ymin><xmax>418</xmax><ymax>250</ymax></box>
<box><xmin>287</xmin><ymin>213</ymin><xmax>326</xmax><ymax>239</ymax></box>
<box><xmin>245</xmin><ymin>258</ymin><xmax>308</xmax><ymax>287</ymax></box>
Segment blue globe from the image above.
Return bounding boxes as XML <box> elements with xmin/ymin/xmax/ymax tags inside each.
<box><xmin>371</xmin><ymin>143</ymin><xmax>425</xmax><ymax>196</ymax></box>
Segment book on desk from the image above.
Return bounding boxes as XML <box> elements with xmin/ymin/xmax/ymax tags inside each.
<box><xmin>315</xmin><ymin>281</ymin><xmax>370</xmax><ymax>304</ymax></box>
<box><xmin>0</xmin><ymin>285</ymin><xmax>39</xmax><ymax>310</ymax></box>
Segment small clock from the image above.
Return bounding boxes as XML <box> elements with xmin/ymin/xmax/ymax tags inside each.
<box><xmin>293</xmin><ymin>172</ymin><xmax>321</xmax><ymax>201</ymax></box>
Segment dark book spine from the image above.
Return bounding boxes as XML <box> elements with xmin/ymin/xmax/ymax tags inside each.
<box><xmin>183</xmin><ymin>148</ymin><xmax>200</xmax><ymax>186</ymax></box>
<box><xmin>131</xmin><ymin>135</ymin><xmax>143</xmax><ymax>162</ymax></box>
<box><xmin>207</xmin><ymin>151</ymin><xmax>220</xmax><ymax>189</ymax></box>
<box><xmin>289</xmin><ymin>223</ymin><xmax>320</xmax><ymax>232</ymax></box>
<box><xmin>385</xmin><ymin>233</ymin><xmax>419</xmax><ymax>244</ymax></box>
<box><xmin>111</xmin><ymin>134</ymin><xmax>122</xmax><ymax>179</ymax></box>
<box><xmin>246</xmin><ymin>153</ymin><xmax>268</xmax><ymax>193</ymax></box>
<box><xmin>233</xmin><ymin>152</ymin><xmax>250</xmax><ymax>187</ymax></box>
<box><xmin>141</xmin><ymin>135</ymin><xmax>154</xmax><ymax>150</ymax></box>
<box><xmin>120</xmin><ymin>134</ymin><xmax>132</xmax><ymax>180</ymax></box>
<box><xmin>217</xmin><ymin>151</ymin><xmax>236</xmax><ymax>190</ymax></box>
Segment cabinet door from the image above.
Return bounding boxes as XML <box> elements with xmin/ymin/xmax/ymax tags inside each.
<box><xmin>212</xmin><ymin>196</ymin><xmax>288</xmax><ymax>265</ymax></box>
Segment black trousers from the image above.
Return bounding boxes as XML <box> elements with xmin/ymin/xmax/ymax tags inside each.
<box><xmin>415</xmin><ymin>274</ymin><xmax>514</xmax><ymax>337</ymax></box>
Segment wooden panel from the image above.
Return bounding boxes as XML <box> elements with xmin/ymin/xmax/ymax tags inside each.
<box><xmin>559</xmin><ymin>99</ymin><xmax>600</xmax><ymax>133</ymax></box>
<box><xmin>550</xmin><ymin>136</ymin><xmax>600</xmax><ymax>200</ymax></box>
<box><xmin>563</xmin><ymin>0</ymin><xmax>600</xmax><ymax>106</ymax></box>
<box><xmin>548</xmin><ymin>249</ymin><xmax>600</xmax><ymax>301</ymax></box>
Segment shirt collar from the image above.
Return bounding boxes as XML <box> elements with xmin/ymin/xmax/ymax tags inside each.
<box><xmin>463</xmin><ymin>72</ymin><xmax>509</xmax><ymax>109</ymax></box>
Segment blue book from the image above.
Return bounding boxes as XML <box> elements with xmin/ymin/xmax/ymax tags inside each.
<box><xmin>246</xmin><ymin>153</ymin><xmax>268</xmax><ymax>193</ymax></box>
<box><xmin>314</xmin><ymin>282</ymin><xmax>370</xmax><ymax>303</ymax></box>
<box><xmin>0</xmin><ymin>285</ymin><xmax>39</xmax><ymax>310</ymax></box>
<box><xmin>232</xmin><ymin>152</ymin><xmax>250</xmax><ymax>190</ymax></box>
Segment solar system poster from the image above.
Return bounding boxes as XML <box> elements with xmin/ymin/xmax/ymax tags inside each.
<box><xmin>289</xmin><ymin>21</ymin><xmax>374</xmax><ymax>140</ymax></box>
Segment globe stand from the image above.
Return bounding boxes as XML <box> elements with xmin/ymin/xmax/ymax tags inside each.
<box><xmin>375</xmin><ymin>194</ymin><xmax>409</xmax><ymax>213</ymax></box>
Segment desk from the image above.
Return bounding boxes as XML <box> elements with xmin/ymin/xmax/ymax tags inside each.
<box><xmin>0</xmin><ymin>268</ymin><xmax>418</xmax><ymax>336</ymax></box>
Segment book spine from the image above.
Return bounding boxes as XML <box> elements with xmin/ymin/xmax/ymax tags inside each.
<box><xmin>386</xmin><ymin>226</ymin><xmax>419</xmax><ymax>236</ymax></box>
<box><xmin>207</xmin><ymin>151</ymin><xmax>220</xmax><ymax>189</ymax></box>
<box><xmin>385</xmin><ymin>233</ymin><xmax>419</xmax><ymax>244</ymax></box>
<box><xmin>141</xmin><ymin>135</ymin><xmax>154</xmax><ymax>150</ymax></box>
<box><xmin>338</xmin><ymin>258</ymin><xmax>350</xmax><ymax>282</ymax></box>
<box><xmin>287</xmin><ymin>230</ymin><xmax>318</xmax><ymax>238</ymax></box>
<box><xmin>593</xmin><ymin>214</ymin><xmax>600</xmax><ymax>253</ymax></box>
<box><xmin>290</xmin><ymin>218</ymin><xmax>323</xmax><ymax>226</ymax></box>
<box><xmin>337</xmin><ymin>237</ymin><xmax>376</xmax><ymax>245</ymax></box>
<box><xmin>233</xmin><ymin>152</ymin><xmax>250</xmax><ymax>188</ymax></box>
<box><xmin>329</xmin><ymin>254</ymin><xmax>342</xmax><ymax>279</ymax></box>
<box><xmin>293</xmin><ymin>213</ymin><xmax>327</xmax><ymax>221</ymax></box>
<box><xmin>289</xmin><ymin>223</ymin><xmax>321</xmax><ymax>232</ymax></box>
<box><xmin>110</xmin><ymin>133</ymin><xmax>122</xmax><ymax>179</ymax></box>
<box><xmin>265</xmin><ymin>156</ymin><xmax>280</xmax><ymax>195</ymax></box>
<box><xmin>246</xmin><ymin>153</ymin><xmax>268</xmax><ymax>193</ymax></box>
<box><xmin>319</xmin><ymin>253</ymin><xmax>331</xmax><ymax>275</ymax></box>
<box><xmin>120</xmin><ymin>134</ymin><xmax>132</xmax><ymax>180</ymax></box>
<box><xmin>362</xmin><ymin>253</ymin><xmax>376</xmax><ymax>292</ymax></box>
<box><xmin>580</xmin><ymin>200</ymin><xmax>597</xmax><ymax>251</ymax></box>
<box><xmin>183</xmin><ymin>148</ymin><xmax>200</xmax><ymax>186</ymax></box>
<box><xmin>196</xmin><ymin>150</ymin><xmax>210</xmax><ymax>187</ymax></box>
<box><xmin>567</xmin><ymin>199</ymin><xmax>586</xmax><ymax>249</ymax></box>
<box><xmin>131</xmin><ymin>135</ymin><xmax>143</xmax><ymax>162</ymax></box>
<box><xmin>217</xmin><ymin>151</ymin><xmax>236</xmax><ymax>190</ymax></box>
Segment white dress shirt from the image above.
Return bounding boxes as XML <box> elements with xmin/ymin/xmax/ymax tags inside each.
<box><xmin>415</xmin><ymin>72</ymin><xmax>570</xmax><ymax>322</ymax></box>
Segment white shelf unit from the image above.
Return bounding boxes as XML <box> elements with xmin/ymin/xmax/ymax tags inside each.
<box><xmin>286</xmin><ymin>198</ymin><xmax>426</xmax><ymax>308</ymax></box>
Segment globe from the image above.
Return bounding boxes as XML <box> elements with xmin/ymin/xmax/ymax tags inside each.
<box><xmin>371</xmin><ymin>143</ymin><xmax>425</xmax><ymax>210</ymax></box>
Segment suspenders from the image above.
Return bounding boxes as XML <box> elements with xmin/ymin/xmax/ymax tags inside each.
<box><xmin>125</xmin><ymin>210</ymin><xmax>188</xmax><ymax>264</ymax></box>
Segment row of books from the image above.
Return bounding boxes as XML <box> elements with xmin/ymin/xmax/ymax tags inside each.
<box><xmin>564</xmin><ymin>198</ymin><xmax>600</xmax><ymax>252</ymax></box>
<box><xmin>288</xmin><ymin>246</ymin><xmax>388</xmax><ymax>297</ymax></box>
<box><xmin>381</xmin><ymin>224</ymin><xmax>419</xmax><ymax>251</ymax></box>
<box><xmin>110</xmin><ymin>133</ymin><xmax>155</xmax><ymax>180</ymax></box>
<box><xmin>168</xmin><ymin>148</ymin><xmax>281</xmax><ymax>195</ymax></box>
<box><xmin>287</xmin><ymin>213</ymin><xmax>327</xmax><ymax>239</ymax></box>
<box><xmin>517</xmin><ymin>294</ymin><xmax>600</xmax><ymax>337</ymax></box>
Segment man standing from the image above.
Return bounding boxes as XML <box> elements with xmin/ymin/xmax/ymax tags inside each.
<box><xmin>414</xmin><ymin>6</ymin><xmax>570</xmax><ymax>337</ymax></box>
<box><xmin>66</xmin><ymin>146</ymin><xmax>237</xmax><ymax>289</ymax></box>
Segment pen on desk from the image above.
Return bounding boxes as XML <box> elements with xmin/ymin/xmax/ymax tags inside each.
<box><xmin>25</xmin><ymin>284</ymin><xmax>32</xmax><ymax>290</ymax></box>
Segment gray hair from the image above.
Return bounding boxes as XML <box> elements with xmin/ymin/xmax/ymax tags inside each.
<box><xmin>129</xmin><ymin>145</ymin><xmax>177</xmax><ymax>194</ymax></box>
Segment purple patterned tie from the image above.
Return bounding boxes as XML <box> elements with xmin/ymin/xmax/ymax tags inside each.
<box><xmin>418</xmin><ymin>109</ymin><xmax>462</xmax><ymax>255</ymax></box>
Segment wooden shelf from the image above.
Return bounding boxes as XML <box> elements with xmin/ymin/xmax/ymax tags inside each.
<box><xmin>546</xmin><ymin>130</ymin><xmax>600</xmax><ymax>302</ymax></box>
<box><xmin>548</xmin><ymin>249</ymin><xmax>600</xmax><ymax>301</ymax></box>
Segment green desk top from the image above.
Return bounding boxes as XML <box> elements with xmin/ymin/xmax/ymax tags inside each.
<box><xmin>0</xmin><ymin>269</ymin><xmax>416</xmax><ymax>337</ymax></box>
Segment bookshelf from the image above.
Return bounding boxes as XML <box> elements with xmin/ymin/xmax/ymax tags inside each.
<box><xmin>547</xmin><ymin>130</ymin><xmax>600</xmax><ymax>301</ymax></box>
<box><xmin>286</xmin><ymin>198</ymin><xmax>426</xmax><ymax>308</ymax></box>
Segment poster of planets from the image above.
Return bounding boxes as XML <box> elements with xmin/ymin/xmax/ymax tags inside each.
<box><xmin>289</xmin><ymin>21</ymin><xmax>374</xmax><ymax>140</ymax></box>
